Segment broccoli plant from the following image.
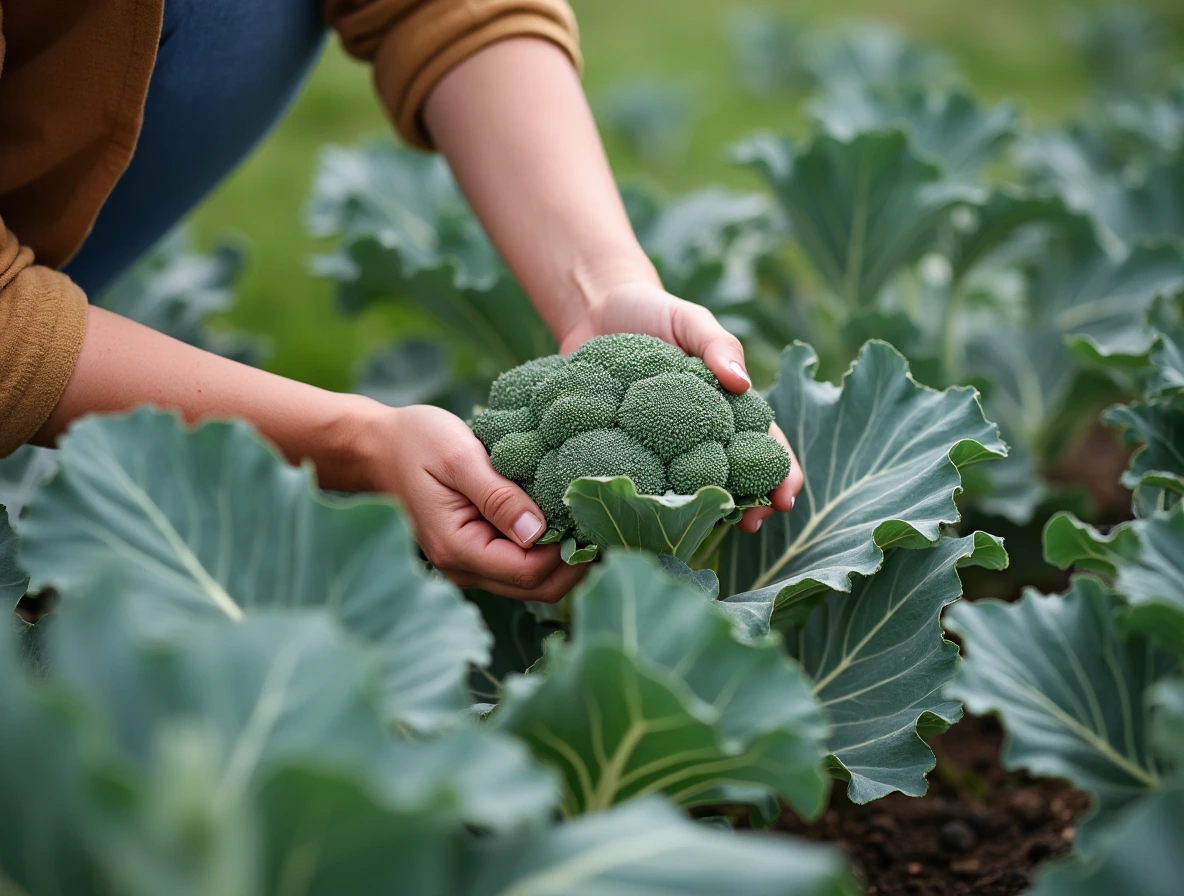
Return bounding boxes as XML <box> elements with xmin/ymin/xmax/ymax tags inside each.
<box><xmin>469</xmin><ymin>334</ymin><xmax>789</xmax><ymax>563</ymax></box>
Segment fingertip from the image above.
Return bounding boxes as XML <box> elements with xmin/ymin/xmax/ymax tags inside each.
<box><xmin>770</xmin><ymin>481</ymin><xmax>797</xmax><ymax>513</ymax></box>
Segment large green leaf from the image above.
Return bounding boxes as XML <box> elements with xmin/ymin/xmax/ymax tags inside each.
<box><xmin>1046</xmin><ymin>507</ymin><xmax>1184</xmax><ymax>653</ymax></box>
<box><xmin>811</xmin><ymin>90</ymin><xmax>1017</xmax><ymax>183</ymax></box>
<box><xmin>97</xmin><ymin>228</ymin><xmax>260</xmax><ymax>365</ymax></box>
<box><xmin>463</xmin><ymin>796</ymin><xmax>855</xmax><ymax>896</ymax></box>
<box><xmin>53</xmin><ymin>597</ymin><xmax>557</xmax><ymax>832</ymax></box>
<box><xmin>308</xmin><ymin>141</ymin><xmax>497</xmax><ymax>285</ymax></box>
<box><xmin>1147</xmin><ymin>317</ymin><xmax>1184</xmax><ymax>398</ymax></box>
<box><xmin>1033</xmin><ymin>235</ymin><xmax>1184</xmax><ymax>365</ymax></box>
<box><xmin>736</xmin><ymin>130</ymin><xmax>971</xmax><ymax>308</ymax></box>
<box><xmin>1028</xmin><ymin>785</ymin><xmax>1184</xmax><ymax>896</ymax></box>
<box><xmin>717</xmin><ymin>341</ymin><xmax>1005</xmax><ymax>617</ymax></box>
<box><xmin>805</xmin><ymin>24</ymin><xmax>957</xmax><ymax>97</ymax></box>
<box><xmin>497</xmin><ymin>552</ymin><xmax>830</xmax><ymax>818</ymax></box>
<box><xmin>796</xmin><ymin>532</ymin><xmax>1006</xmax><ymax>802</ymax></box>
<box><xmin>1105</xmin><ymin>400</ymin><xmax>1184</xmax><ymax>515</ymax></box>
<box><xmin>18</xmin><ymin>409</ymin><xmax>489</xmax><ymax>730</ymax></box>
<box><xmin>0</xmin><ymin>507</ymin><xmax>25</xmax><ymax>611</ymax></box>
<box><xmin>946</xmin><ymin>579</ymin><xmax>1175</xmax><ymax>836</ymax></box>
<box><xmin>563</xmin><ymin>477</ymin><xmax>737</xmax><ymax>565</ymax></box>
<box><xmin>0</xmin><ymin>445</ymin><xmax>58</xmax><ymax>517</ymax></box>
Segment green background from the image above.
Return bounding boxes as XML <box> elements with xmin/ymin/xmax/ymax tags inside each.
<box><xmin>190</xmin><ymin>0</ymin><xmax>1184</xmax><ymax>391</ymax></box>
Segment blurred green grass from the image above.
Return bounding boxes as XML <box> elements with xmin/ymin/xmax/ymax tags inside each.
<box><xmin>191</xmin><ymin>0</ymin><xmax>1184</xmax><ymax>392</ymax></box>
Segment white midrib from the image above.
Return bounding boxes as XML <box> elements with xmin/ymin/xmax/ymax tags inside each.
<box><xmin>104</xmin><ymin>454</ymin><xmax>243</xmax><ymax>620</ymax></box>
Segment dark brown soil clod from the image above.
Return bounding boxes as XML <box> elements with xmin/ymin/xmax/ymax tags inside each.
<box><xmin>772</xmin><ymin>715</ymin><xmax>1091</xmax><ymax>896</ymax></box>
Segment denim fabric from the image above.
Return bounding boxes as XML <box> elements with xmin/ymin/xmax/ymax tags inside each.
<box><xmin>64</xmin><ymin>0</ymin><xmax>327</xmax><ymax>295</ymax></box>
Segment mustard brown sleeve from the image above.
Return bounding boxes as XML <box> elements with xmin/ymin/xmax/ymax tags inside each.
<box><xmin>0</xmin><ymin>217</ymin><xmax>88</xmax><ymax>458</ymax></box>
<box><xmin>324</xmin><ymin>0</ymin><xmax>581</xmax><ymax>150</ymax></box>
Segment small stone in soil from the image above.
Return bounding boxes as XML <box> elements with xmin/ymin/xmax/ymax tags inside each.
<box><xmin>907</xmin><ymin>862</ymin><xmax>923</xmax><ymax>875</ymax></box>
<box><xmin>1027</xmin><ymin>839</ymin><xmax>1053</xmax><ymax>862</ymax></box>
<box><xmin>965</xmin><ymin>808</ymin><xmax>997</xmax><ymax>836</ymax></box>
<box><xmin>1012</xmin><ymin>791</ymin><xmax>1045</xmax><ymax>828</ymax></box>
<box><xmin>1062</xmin><ymin>826</ymin><xmax>1076</xmax><ymax>840</ymax></box>
<box><xmin>939</xmin><ymin>819</ymin><xmax>977</xmax><ymax>852</ymax></box>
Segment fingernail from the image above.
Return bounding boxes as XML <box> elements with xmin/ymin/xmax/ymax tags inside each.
<box><xmin>753</xmin><ymin>518</ymin><xmax>763</xmax><ymax>532</ymax></box>
<box><xmin>513</xmin><ymin>512</ymin><xmax>544</xmax><ymax>545</ymax></box>
<box><xmin>729</xmin><ymin>361</ymin><xmax>752</xmax><ymax>388</ymax></box>
<box><xmin>789</xmin><ymin>496</ymin><xmax>795</xmax><ymax>511</ymax></box>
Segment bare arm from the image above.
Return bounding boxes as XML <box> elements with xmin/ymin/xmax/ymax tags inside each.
<box><xmin>424</xmin><ymin>38</ymin><xmax>803</xmax><ymax>525</ymax></box>
<box><xmin>34</xmin><ymin>306</ymin><xmax>585</xmax><ymax>601</ymax></box>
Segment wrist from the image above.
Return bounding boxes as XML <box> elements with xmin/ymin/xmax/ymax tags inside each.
<box><xmin>555</xmin><ymin>245</ymin><xmax>661</xmax><ymax>340</ymax></box>
<box><xmin>317</xmin><ymin>394</ymin><xmax>393</xmax><ymax>494</ymax></box>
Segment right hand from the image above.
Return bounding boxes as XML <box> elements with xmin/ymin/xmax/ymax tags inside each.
<box><xmin>356</xmin><ymin>404</ymin><xmax>587</xmax><ymax>602</ymax></box>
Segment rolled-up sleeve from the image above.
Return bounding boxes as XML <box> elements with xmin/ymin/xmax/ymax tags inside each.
<box><xmin>324</xmin><ymin>0</ymin><xmax>581</xmax><ymax>150</ymax></box>
<box><xmin>0</xmin><ymin>218</ymin><xmax>88</xmax><ymax>458</ymax></box>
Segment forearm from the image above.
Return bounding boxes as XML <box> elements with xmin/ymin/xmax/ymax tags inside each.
<box><xmin>35</xmin><ymin>306</ymin><xmax>380</xmax><ymax>492</ymax></box>
<box><xmin>423</xmin><ymin>37</ymin><xmax>658</xmax><ymax>342</ymax></box>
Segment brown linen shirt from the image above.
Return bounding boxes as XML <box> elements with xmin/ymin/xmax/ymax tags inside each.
<box><xmin>0</xmin><ymin>0</ymin><xmax>579</xmax><ymax>457</ymax></box>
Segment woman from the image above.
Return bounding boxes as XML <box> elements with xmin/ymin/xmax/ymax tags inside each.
<box><xmin>0</xmin><ymin>0</ymin><xmax>802</xmax><ymax>601</ymax></box>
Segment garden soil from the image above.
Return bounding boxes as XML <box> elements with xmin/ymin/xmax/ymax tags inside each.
<box><xmin>776</xmin><ymin>714</ymin><xmax>1090</xmax><ymax>896</ymax></box>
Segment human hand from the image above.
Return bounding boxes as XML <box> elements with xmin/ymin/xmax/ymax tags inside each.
<box><xmin>356</xmin><ymin>404</ymin><xmax>587</xmax><ymax>601</ymax></box>
<box><xmin>557</xmin><ymin>280</ymin><xmax>804</xmax><ymax>533</ymax></box>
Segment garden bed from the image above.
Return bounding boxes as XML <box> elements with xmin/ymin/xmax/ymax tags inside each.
<box><xmin>778</xmin><ymin>714</ymin><xmax>1090</xmax><ymax>896</ymax></box>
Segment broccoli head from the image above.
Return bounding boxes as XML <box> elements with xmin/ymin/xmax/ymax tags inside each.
<box><xmin>470</xmin><ymin>333</ymin><xmax>791</xmax><ymax>543</ymax></box>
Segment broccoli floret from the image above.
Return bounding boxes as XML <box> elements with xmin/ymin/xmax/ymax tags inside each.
<box><xmin>533</xmin><ymin>429</ymin><xmax>667</xmax><ymax>525</ymax></box>
<box><xmin>668</xmin><ymin>441</ymin><xmax>729</xmax><ymax>494</ymax></box>
<box><xmin>488</xmin><ymin>355</ymin><xmax>566</xmax><ymax>410</ymax></box>
<box><xmin>530</xmin><ymin>362</ymin><xmax>625</xmax><ymax>419</ymax></box>
<box><xmin>470</xmin><ymin>334</ymin><xmax>790</xmax><ymax>545</ymax></box>
<box><xmin>471</xmin><ymin>407</ymin><xmax>534</xmax><ymax>450</ymax></box>
<box><xmin>682</xmin><ymin>356</ymin><xmax>721</xmax><ymax>390</ymax></box>
<box><xmin>539</xmin><ymin>394</ymin><xmax>619</xmax><ymax>448</ymax></box>
<box><xmin>491</xmin><ymin>430</ymin><xmax>547</xmax><ymax>482</ymax></box>
<box><xmin>726</xmin><ymin>431</ymin><xmax>791</xmax><ymax>497</ymax></box>
<box><xmin>618</xmin><ymin>371</ymin><xmax>735</xmax><ymax>461</ymax></box>
<box><xmin>729</xmin><ymin>390</ymin><xmax>776</xmax><ymax>434</ymax></box>
<box><xmin>573</xmin><ymin>333</ymin><xmax>685</xmax><ymax>384</ymax></box>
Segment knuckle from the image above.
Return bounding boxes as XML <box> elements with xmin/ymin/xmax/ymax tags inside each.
<box><xmin>481</xmin><ymin>482</ymin><xmax>522</xmax><ymax>523</ymax></box>
<box><xmin>513</xmin><ymin>569</ymin><xmax>545</xmax><ymax>591</ymax></box>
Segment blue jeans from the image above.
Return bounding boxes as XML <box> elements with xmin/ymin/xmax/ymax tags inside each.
<box><xmin>63</xmin><ymin>0</ymin><xmax>326</xmax><ymax>296</ymax></box>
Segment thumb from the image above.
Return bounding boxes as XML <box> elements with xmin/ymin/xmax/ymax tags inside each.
<box><xmin>440</xmin><ymin>443</ymin><xmax>548</xmax><ymax>547</ymax></box>
<box><xmin>671</xmin><ymin>302</ymin><xmax>752</xmax><ymax>394</ymax></box>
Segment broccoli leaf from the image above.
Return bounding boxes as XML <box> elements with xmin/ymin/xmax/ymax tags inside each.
<box><xmin>496</xmin><ymin>553</ymin><xmax>830</xmax><ymax>819</ymax></box>
<box><xmin>17</xmin><ymin>408</ymin><xmax>489</xmax><ymax>731</ymax></box>
<box><xmin>463</xmin><ymin>796</ymin><xmax>854</xmax><ymax>896</ymax></box>
<box><xmin>945</xmin><ymin>579</ymin><xmax>1176</xmax><ymax>844</ymax></box>
<box><xmin>1106</xmin><ymin>400</ymin><xmax>1184</xmax><ymax>516</ymax></box>
<box><xmin>1028</xmin><ymin>785</ymin><xmax>1184</xmax><ymax>896</ymax></box>
<box><xmin>718</xmin><ymin>341</ymin><xmax>1005</xmax><ymax>623</ymax></box>
<box><xmin>563</xmin><ymin>476</ymin><xmax>736</xmax><ymax>564</ymax></box>
<box><xmin>795</xmin><ymin>532</ymin><xmax>1006</xmax><ymax>802</ymax></box>
<box><xmin>1048</xmin><ymin>507</ymin><xmax>1184</xmax><ymax>654</ymax></box>
<box><xmin>810</xmin><ymin>89</ymin><xmax>1018</xmax><ymax>184</ymax></box>
<box><xmin>0</xmin><ymin>508</ymin><xmax>25</xmax><ymax>613</ymax></box>
<box><xmin>736</xmin><ymin>128</ymin><xmax>973</xmax><ymax>310</ymax></box>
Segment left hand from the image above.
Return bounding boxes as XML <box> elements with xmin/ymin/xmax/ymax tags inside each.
<box><xmin>557</xmin><ymin>280</ymin><xmax>804</xmax><ymax>533</ymax></box>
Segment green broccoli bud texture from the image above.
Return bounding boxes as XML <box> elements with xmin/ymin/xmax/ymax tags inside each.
<box><xmin>667</xmin><ymin>441</ymin><xmax>729</xmax><ymax>495</ymax></box>
<box><xmin>470</xmin><ymin>334</ymin><xmax>790</xmax><ymax>543</ymax></box>
<box><xmin>618</xmin><ymin>371</ymin><xmax>735</xmax><ymax>461</ymax></box>
<box><xmin>539</xmin><ymin>393</ymin><xmax>619</xmax><ymax>448</ymax></box>
<box><xmin>530</xmin><ymin>361</ymin><xmax>625</xmax><ymax>419</ymax></box>
<box><xmin>471</xmin><ymin>407</ymin><xmax>534</xmax><ymax>450</ymax></box>
<box><xmin>572</xmin><ymin>333</ymin><xmax>686</xmax><ymax>384</ymax></box>
<box><xmin>491</xmin><ymin>431</ymin><xmax>547</xmax><ymax>482</ymax></box>
<box><xmin>729</xmin><ymin>390</ymin><xmax>776</xmax><ymax>434</ymax></box>
<box><xmin>487</xmin><ymin>355</ymin><xmax>566</xmax><ymax>410</ymax></box>
<box><xmin>682</xmin><ymin>356</ymin><xmax>721</xmax><ymax>390</ymax></box>
<box><xmin>726</xmin><ymin>431</ymin><xmax>791</xmax><ymax>497</ymax></box>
